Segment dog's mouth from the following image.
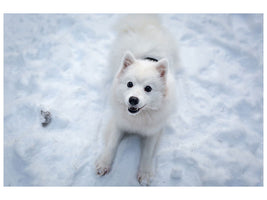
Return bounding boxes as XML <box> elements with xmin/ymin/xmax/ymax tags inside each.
<box><xmin>128</xmin><ymin>107</ymin><xmax>140</xmax><ymax>114</ymax></box>
<box><xmin>128</xmin><ymin>105</ymin><xmax>145</xmax><ymax>114</ymax></box>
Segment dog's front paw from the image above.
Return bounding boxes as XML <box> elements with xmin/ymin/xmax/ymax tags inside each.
<box><xmin>95</xmin><ymin>159</ymin><xmax>111</xmax><ymax>176</ymax></box>
<box><xmin>137</xmin><ymin>171</ymin><xmax>153</xmax><ymax>186</ymax></box>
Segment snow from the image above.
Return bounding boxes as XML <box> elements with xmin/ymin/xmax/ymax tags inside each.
<box><xmin>4</xmin><ymin>14</ymin><xmax>263</xmax><ymax>186</ymax></box>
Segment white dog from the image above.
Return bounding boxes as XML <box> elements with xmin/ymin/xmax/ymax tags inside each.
<box><xmin>96</xmin><ymin>14</ymin><xmax>179</xmax><ymax>186</ymax></box>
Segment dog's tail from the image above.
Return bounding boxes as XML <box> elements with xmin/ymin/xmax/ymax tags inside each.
<box><xmin>113</xmin><ymin>14</ymin><xmax>163</xmax><ymax>34</ymax></box>
<box><xmin>110</xmin><ymin>14</ymin><xmax>180</xmax><ymax>74</ymax></box>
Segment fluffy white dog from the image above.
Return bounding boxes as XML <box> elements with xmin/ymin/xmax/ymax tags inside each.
<box><xmin>96</xmin><ymin>14</ymin><xmax>179</xmax><ymax>186</ymax></box>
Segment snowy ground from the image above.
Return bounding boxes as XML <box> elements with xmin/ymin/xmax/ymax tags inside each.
<box><xmin>4</xmin><ymin>14</ymin><xmax>263</xmax><ymax>186</ymax></box>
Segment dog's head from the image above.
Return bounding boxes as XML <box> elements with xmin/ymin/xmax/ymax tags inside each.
<box><xmin>113</xmin><ymin>51</ymin><xmax>168</xmax><ymax>115</ymax></box>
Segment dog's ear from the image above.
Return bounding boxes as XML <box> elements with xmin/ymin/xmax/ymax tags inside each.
<box><xmin>117</xmin><ymin>51</ymin><xmax>136</xmax><ymax>76</ymax></box>
<box><xmin>122</xmin><ymin>51</ymin><xmax>135</xmax><ymax>69</ymax></box>
<box><xmin>156</xmin><ymin>59</ymin><xmax>168</xmax><ymax>79</ymax></box>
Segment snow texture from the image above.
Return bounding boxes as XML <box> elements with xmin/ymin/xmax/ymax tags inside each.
<box><xmin>4</xmin><ymin>14</ymin><xmax>263</xmax><ymax>186</ymax></box>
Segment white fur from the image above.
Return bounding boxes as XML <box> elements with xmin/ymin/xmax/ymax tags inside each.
<box><xmin>109</xmin><ymin>14</ymin><xmax>179</xmax><ymax>75</ymax></box>
<box><xmin>96</xmin><ymin>14</ymin><xmax>179</xmax><ymax>186</ymax></box>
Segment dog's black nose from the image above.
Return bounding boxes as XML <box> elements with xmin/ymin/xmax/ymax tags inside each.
<box><xmin>129</xmin><ymin>96</ymin><xmax>139</xmax><ymax>106</ymax></box>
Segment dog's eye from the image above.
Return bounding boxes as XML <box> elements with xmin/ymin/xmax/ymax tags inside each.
<box><xmin>127</xmin><ymin>81</ymin><xmax>133</xmax><ymax>88</ymax></box>
<box><xmin>144</xmin><ymin>85</ymin><xmax>152</xmax><ymax>92</ymax></box>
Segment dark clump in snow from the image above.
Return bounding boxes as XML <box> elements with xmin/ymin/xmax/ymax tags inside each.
<box><xmin>40</xmin><ymin>110</ymin><xmax>52</xmax><ymax>127</ymax></box>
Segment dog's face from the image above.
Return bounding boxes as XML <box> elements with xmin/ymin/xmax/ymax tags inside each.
<box><xmin>113</xmin><ymin>51</ymin><xmax>168</xmax><ymax>115</ymax></box>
